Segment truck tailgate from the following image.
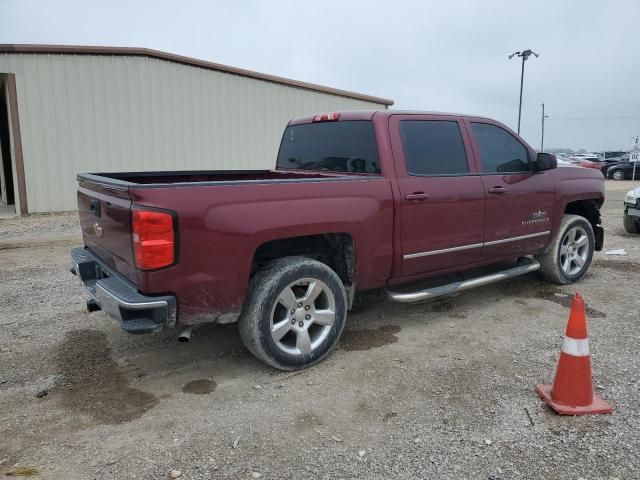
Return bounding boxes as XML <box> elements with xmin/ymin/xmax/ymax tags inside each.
<box><xmin>77</xmin><ymin>180</ymin><xmax>137</xmax><ymax>283</ymax></box>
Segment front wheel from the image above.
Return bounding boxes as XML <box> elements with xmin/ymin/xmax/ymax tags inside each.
<box><xmin>624</xmin><ymin>212</ymin><xmax>640</xmax><ymax>234</ymax></box>
<box><xmin>239</xmin><ymin>256</ymin><xmax>347</xmax><ymax>370</ymax></box>
<box><xmin>611</xmin><ymin>169</ymin><xmax>625</xmax><ymax>180</ymax></box>
<box><xmin>536</xmin><ymin>214</ymin><xmax>595</xmax><ymax>285</ymax></box>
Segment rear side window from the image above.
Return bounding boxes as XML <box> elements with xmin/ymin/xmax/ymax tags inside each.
<box><xmin>399</xmin><ymin>120</ymin><xmax>469</xmax><ymax>176</ymax></box>
<box><xmin>277</xmin><ymin>121</ymin><xmax>380</xmax><ymax>174</ymax></box>
<box><xmin>471</xmin><ymin>123</ymin><xmax>530</xmax><ymax>173</ymax></box>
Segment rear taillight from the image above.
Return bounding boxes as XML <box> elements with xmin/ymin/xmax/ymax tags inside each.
<box><xmin>131</xmin><ymin>209</ymin><xmax>176</xmax><ymax>270</ymax></box>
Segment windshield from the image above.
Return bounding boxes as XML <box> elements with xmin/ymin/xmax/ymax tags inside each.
<box><xmin>276</xmin><ymin>121</ymin><xmax>380</xmax><ymax>174</ymax></box>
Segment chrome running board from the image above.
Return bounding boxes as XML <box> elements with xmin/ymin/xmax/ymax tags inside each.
<box><xmin>385</xmin><ymin>258</ymin><xmax>540</xmax><ymax>303</ymax></box>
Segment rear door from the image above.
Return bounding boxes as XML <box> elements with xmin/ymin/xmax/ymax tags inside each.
<box><xmin>465</xmin><ymin>120</ymin><xmax>556</xmax><ymax>258</ymax></box>
<box><xmin>77</xmin><ymin>179</ymin><xmax>136</xmax><ymax>282</ymax></box>
<box><xmin>390</xmin><ymin>114</ymin><xmax>486</xmax><ymax>277</ymax></box>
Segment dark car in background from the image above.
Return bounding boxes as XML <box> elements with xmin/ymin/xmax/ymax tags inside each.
<box><xmin>599</xmin><ymin>154</ymin><xmax>629</xmax><ymax>175</ymax></box>
<box><xmin>602</xmin><ymin>151</ymin><xmax>627</xmax><ymax>160</ymax></box>
<box><xmin>623</xmin><ymin>187</ymin><xmax>640</xmax><ymax>233</ymax></box>
<box><xmin>606</xmin><ymin>157</ymin><xmax>639</xmax><ymax>180</ymax></box>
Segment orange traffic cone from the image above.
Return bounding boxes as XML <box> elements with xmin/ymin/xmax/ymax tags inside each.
<box><xmin>535</xmin><ymin>293</ymin><xmax>613</xmax><ymax>415</ymax></box>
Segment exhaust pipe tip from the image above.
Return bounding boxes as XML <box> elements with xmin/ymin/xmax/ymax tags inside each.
<box><xmin>86</xmin><ymin>299</ymin><xmax>101</xmax><ymax>313</ymax></box>
<box><xmin>177</xmin><ymin>327</ymin><xmax>192</xmax><ymax>342</ymax></box>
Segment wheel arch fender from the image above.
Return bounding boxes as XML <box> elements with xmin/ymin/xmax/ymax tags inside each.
<box><xmin>249</xmin><ymin>232</ymin><xmax>358</xmax><ymax>308</ymax></box>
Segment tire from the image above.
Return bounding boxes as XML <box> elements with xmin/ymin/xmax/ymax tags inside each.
<box><xmin>611</xmin><ymin>169</ymin><xmax>625</xmax><ymax>180</ymax></box>
<box><xmin>624</xmin><ymin>213</ymin><xmax>640</xmax><ymax>234</ymax></box>
<box><xmin>238</xmin><ymin>256</ymin><xmax>347</xmax><ymax>370</ymax></box>
<box><xmin>536</xmin><ymin>214</ymin><xmax>595</xmax><ymax>285</ymax></box>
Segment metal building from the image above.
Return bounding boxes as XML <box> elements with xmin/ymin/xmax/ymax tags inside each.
<box><xmin>0</xmin><ymin>45</ymin><xmax>393</xmax><ymax>214</ymax></box>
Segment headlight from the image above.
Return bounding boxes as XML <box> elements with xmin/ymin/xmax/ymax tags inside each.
<box><xmin>626</xmin><ymin>190</ymin><xmax>638</xmax><ymax>204</ymax></box>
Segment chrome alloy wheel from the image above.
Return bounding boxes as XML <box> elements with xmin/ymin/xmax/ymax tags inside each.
<box><xmin>559</xmin><ymin>226</ymin><xmax>589</xmax><ymax>276</ymax></box>
<box><xmin>269</xmin><ymin>278</ymin><xmax>336</xmax><ymax>356</ymax></box>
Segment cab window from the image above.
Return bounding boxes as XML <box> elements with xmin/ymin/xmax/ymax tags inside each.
<box><xmin>471</xmin><ymin>123</ymin><xmax>530</xmax><ymax>173</ymax></box>
<box><xmin>399</xmin><ymin>120</ymin><xmax>469</xmax><ymax>176</ymax></box>
<box><xmin>277</xmin><ymin>121</ymin><xmax>380</xmax><ymax>174</ymax></box>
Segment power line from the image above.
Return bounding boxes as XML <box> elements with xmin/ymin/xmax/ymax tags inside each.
<box><xmin>393</xmin><ymin>96</ymin><xmax>539</xmax><ymax>108</ymax></box>
<box><xmin>393</xmin><ymin>96</ymin><xmax>640</xmax><ymax>121</ymax></box>
<box><xmin>547</xmin><ymin>115</ymin><xmax>640</xmax><ymax>121</ymax></box>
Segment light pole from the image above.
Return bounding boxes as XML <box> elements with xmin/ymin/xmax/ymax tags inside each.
<box><xmin>540</xmin><ymin>103</ymin><xmax>549</xmax><ymax>152</ymax></box>
<box><xmin>632</xmin><ymin>135</ymin><xmax>640</xmax><ymax>183</ymax></box>
<box><xmin>509</xmin><ymin>49</ymin><xmax>539</xmax><ymax>134</ymax></box>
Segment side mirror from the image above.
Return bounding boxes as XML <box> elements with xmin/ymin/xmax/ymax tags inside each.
<box><xmin>534</xmin><ymin>152</ymin><xmax>557</xmax><ymax>172</ymax></box>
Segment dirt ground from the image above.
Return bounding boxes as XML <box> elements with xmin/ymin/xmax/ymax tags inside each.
<box><xmin>1</xmin><ymin>181</ymin><xmax>639</xmax><ymax>480</ymax></box>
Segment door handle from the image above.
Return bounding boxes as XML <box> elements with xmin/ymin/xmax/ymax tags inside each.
<box><xmin>405</xmin><ymin>192</ymin><xmax>430</xmax><ymax>201</ymax></box>
<box><xmin>488</xmin><ymin>186</ymin><xmax>507</xmax><ymax>194</ymax></box>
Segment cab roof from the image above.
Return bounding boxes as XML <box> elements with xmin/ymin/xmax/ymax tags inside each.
<box><xmin>288</xmin><ymin>110</ymin><xmax>496</xmax><ymax>125</ymax></box>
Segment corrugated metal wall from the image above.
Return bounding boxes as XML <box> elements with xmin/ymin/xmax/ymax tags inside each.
<box><xmin>0</xmin><ymin>53</ymin><xmax>385</xmax><ymax>212</ymax></box>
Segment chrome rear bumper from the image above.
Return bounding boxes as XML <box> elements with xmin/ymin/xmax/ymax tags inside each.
<box><xmin>70</xmin><ymin>247</ymin><xmax>176</xmax><ymax>333</ymax></box>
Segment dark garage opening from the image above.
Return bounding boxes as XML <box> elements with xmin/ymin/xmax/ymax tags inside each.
<box><xmin>0</xmin><ymin>75</ymin><xmax>15</xmax><ymax>209</ymax></box>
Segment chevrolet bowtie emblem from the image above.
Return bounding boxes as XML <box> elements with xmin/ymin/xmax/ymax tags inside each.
<box><xmin>93</xmin><ymin>222</ymin><xmax>103</xmax><ymax>237</ymax></box>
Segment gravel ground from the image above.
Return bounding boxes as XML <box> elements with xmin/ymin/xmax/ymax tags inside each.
<box><xmin>1</xmin><ymin>181</ymin><xmax>639</xmax><ymax>480</ymax></box>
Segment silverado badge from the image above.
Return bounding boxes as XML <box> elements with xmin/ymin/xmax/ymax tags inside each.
<box><xmin>522</xmin><ymin>210</ymin><xmax>549</xmax><ymax>225</ymax></box>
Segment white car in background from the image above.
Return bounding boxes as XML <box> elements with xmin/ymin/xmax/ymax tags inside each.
<box><xmin>624</xmin><ymin>187</ymin><xmax>640</xmax><ymax>234</ymax></box>
<box><xmin>556</xmin><ymin>155</ymin><xmax>578</xmax><ymax>167</ymax></box>
<box><xmin>572</xmin><ymin>153</ymin><xmax>601</xmax><ymax>161</ymax></box>
<box><xmin>556</xmin><ymin>155</ymin><xmax>601</xmax><ymax>171</ymax></box>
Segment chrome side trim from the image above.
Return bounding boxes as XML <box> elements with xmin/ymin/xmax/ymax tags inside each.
<box><xmin>403</xmin><ymin>242</ymin><xmax>483</xmax><ymax>259</ymax></box>
<box><xmin>483</xmin><ymin>230</ymin><xmax>551</xmax><ymax>246</ymax></box>
<box><xmin>385</xmin><ymin>258</ymin><xmax>541</xmax><ymax>303</ymax></box>
<box><xmin>403</xmin><ymin>231</ymin><xmax>551</xmax><ymax>259</ymax></box>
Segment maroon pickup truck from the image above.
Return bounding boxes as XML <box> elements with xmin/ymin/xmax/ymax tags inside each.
<box><xmin>71</xmin><ymin>110</ymin><xmax>604</xmax><ymax>370</ymax></box>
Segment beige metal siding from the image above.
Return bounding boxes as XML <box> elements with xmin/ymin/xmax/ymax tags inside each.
<box><xmin>0</xmin><ymin>53</ymin><xmax>386</xmax><ymax>212</ymax></box>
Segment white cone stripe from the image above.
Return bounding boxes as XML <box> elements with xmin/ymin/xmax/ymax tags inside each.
<box><xmin>562</xmin><ymin>336</ymin><xmax>590</xmax><ymax>357</ymax></box>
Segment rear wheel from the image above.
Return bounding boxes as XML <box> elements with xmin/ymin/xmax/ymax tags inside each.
<box><xmin>239</xmin><ymin>256</ymin><xmax>347</xmax><ymax>370</ymax></box>
<box><xmin>536</xmin><ymin>214</ymin><xmax>595</xmax><ymax>285</ymax></box>
<box><xmin>611</xmin><ymin>169</ymin><xmax>625</xmax><ymax>180</ymax></box>
<box><xmin>623</xmin><ymin>212</ymin><xmax>640</xmax><ymax>234</ymax></box>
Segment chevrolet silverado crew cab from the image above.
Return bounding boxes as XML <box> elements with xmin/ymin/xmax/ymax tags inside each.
<box><xmin>71</xmin><ymin>110</ymin><xmax>605</xmax><ymax>370</ymax></box>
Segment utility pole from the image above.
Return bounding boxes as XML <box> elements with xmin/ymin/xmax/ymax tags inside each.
<box><xmin>509</xmin><ymin>49</ymin><xmax>539</xmax><ymax>134</ymax></box>
<box><xmin>540</xmin><ymin>103</ymin><xmax>549</xmax><ymax>152</ymax></box>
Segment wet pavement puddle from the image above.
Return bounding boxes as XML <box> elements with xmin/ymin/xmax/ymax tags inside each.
<box><xmin>340</xmin><ymin>325</ymin><xmax>401</xmax><ymax>351</ymax></box>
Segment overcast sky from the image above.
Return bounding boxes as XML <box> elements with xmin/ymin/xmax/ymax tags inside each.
<box><xmin>1</xmin><ymin>0</ymin><xmax>639</xmax><ymax>151</ymax></box>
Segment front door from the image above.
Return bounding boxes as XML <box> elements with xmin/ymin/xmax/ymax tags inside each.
<box><xmin>390</xmin><ymin>115</ymin><xmax>486</xmax><ymax>277</ymax></box>
<box><xmin>465</xmin><ymin>120</ymin><xmax>556</xmax><ymax>258</ymax></box>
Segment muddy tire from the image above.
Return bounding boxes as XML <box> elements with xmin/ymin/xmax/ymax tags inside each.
<box><xmin>536</xmin><ymin>214</ymin><xmax>595</xmax><ymax>285</ymax></box>
<box><xmin>624</xmin><ymin>213</ymin><xmax>640</xmax><ymax>234</ymax></box>
<box><xmin>238</xmin><ymin>256</ymin><xmax>347</xmax><ymax>370</ymax></box>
